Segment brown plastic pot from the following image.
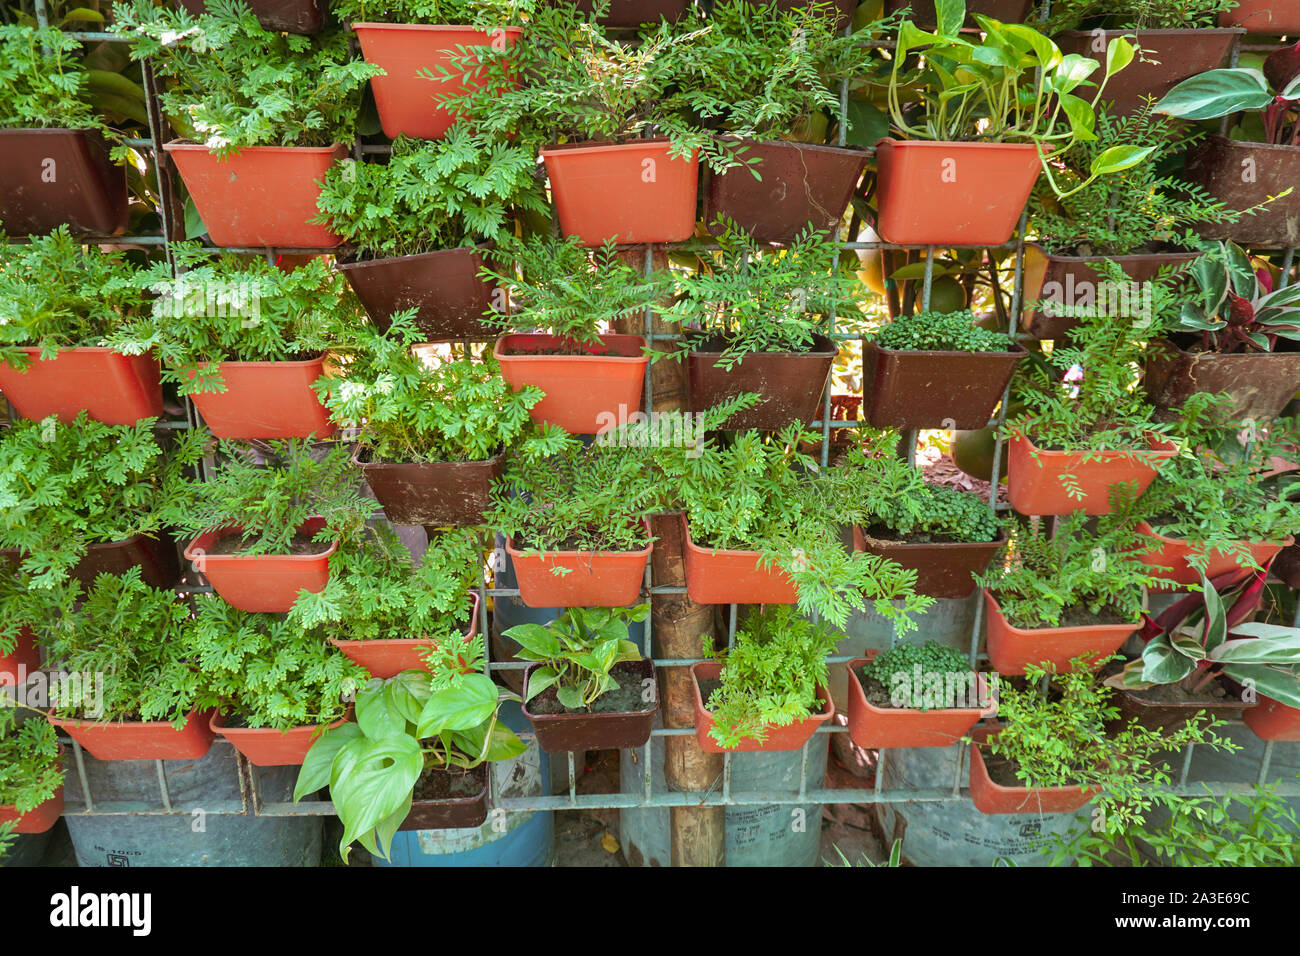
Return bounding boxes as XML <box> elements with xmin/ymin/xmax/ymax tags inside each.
<box><xmin>1220</xmin><ymin>0</ymin><xmax>1300</xmax><ymax>34</ymax></box>
<box><xmin>704</xmin><ymin>140</ymin><xmax>867</xmax><ymax>244</ymax></box>
<box><xmin>331</xmin><ymin>594</ymin><xmax>480</xmax><ymax>679</ymax></box>
<box><xmin>70</xmin><ymin>532</ymin><xmax>181</xmax><ymax>591</ymax></box>
<box><xmin>164</xmin><ymin>142</ymin><xmax>346</xmax><ymax>248</ymax></box>
<box><xmin>336</xmin><ymin>245</ymin><xmax>497</xmax><ymax>340</ymax></box>
<box><xmin>982</xmin><ymin>589</ymin><xmax>1139</xmax><ymax>676</ymax></box>
<box><xmin>355</xmin><ymin>447</ymin><xmax>504</xmax><ymax>527</ymax></box>
<box><xmin>397</xmin><ymin>764</ymin><xmax>489</xmax><ymax>830</ymax></box>
<box><xmin>1112</xmin><ymin>681</ymin><xmax>1255</xmax><ymax>732</ymax></box>
<box><xmin>853</xmin><ymin>525</ymin><xmax>1005</xmax><ymax>599</ymax></box>
<box><xmin>0</xmin><ymin>626</ymin><xmax>39</xmax><ymax>685</ymax></box>
<box><xmin>1007</xmin><ymin>432</ymin><xmax>1175</xmax><ymax>516</ymax></box>
<box><xmin>48</xmin><ymin>708</ymin><xmax>216</xmax><ymax>761</ymax></box>
<box><xmin>177</xmin><ymin>0</ymin><xmax>324</xmax><ymax>32</ymax></box>
<box><xmin>883</xmin><ymin>0</ymin><xmax>1033</xmax><ymax>26</ymax></box>
<box><xmin>1135</xmin><ymin>520</ymin><xmax>1291</xmax><ymax>589</ymax></box>
<box><xmin>570</xmin><ymin>0</ymin><xmax>691</xmax><ymax>26</ymax></box>
<box><xmin>209</xmin><ymin>709</ymin><xmax>351</xmax><ymax>767</ymax></box>
<box><xmin>688</xmin><ymin>334</ymin><xmax>837</xmax><ymax>431</ymax></box>
<box><xmin>690</xmin><ymin>660</ymin><xmax>834</xmax><ymax>753</ymax></box>
<box><xmin>187</xmin><ymin>355</ymin><xmax>336</xmax><ymax>440</ymax></box>
<box><xmin>1271</xmin><ymin>541</ymin><xmax>1300</xmax><ymax>588</ymax></box>
<box><xmin>1182</xmin><ymin>135</ymin><xmax>1300</xmax><ymax>246</ymax></box>
<box><xmin>0</xmin><ymin>129</ymin><xmax>127</xmax><ymax>236</ymax></box>
<box><xmin>1243</xmin><ymin>695</ymin><xmax>1300</xmax><ymax>741</ymax></box>
<box><xmin>968</xmin><ymin>738</ymin><xmax>1095</xmax><ymax>815</ymax></box>
<box><xmin>766</xmin><ymin>0</ymin><xmax>856</xmax><ymax>25</ymax></box>
<box><xmin>0</xmin><ymin>784</ymin><xmax>63</xmax><ymax>834</ymax></box>
<box><xmin>845</xmin><ymin>652</ymin><xmax>996</xmax><ymax>749</ymax></box>
<box><xmin>861</xmin><ymin>340</ymin><xmax>1025</xmax><ymax>431</ymax></box>
<box><xmin>1020</xmin><ymin>243</ymin><xmax>1202</xmax><ymax>340</ymax></box>
<box><xmin>521</xmin><ymin>659</ymin><xmax>657</xmax><ymax>753</ymax></box>
<box><xmin>1143</xmin><ymin>338</ymin><xmax>1300</xmax><ymax>422</ymax></box>
<box><xmin>874</xmin><ymin>139</ymin><xmax>1042</xmax><ymax>246</ymax></box>
<box><xmin>183</xmin><ymin>517</ymin><xmax>337</xmax><ymax>613</ymax></box>
<box><xmin>1054</xmin><ymin>29</ymin><xmax>1241</xmax><ymax>117</ymax></box>
<box><xmin>506</xmin><ymin>521</ymin><xmax>652</xmax><ymax>609</ymax></box>
<box><xmin>0</xmin><ymin>348</ymin><xmax>162</xmax><ymax>426</ymax></box>
<box><xmin>681</xmin><ymin>515</ymin><xmax>798</xmax><ymax>605</ymax></box>
<box><xmin>494</xmin><ymin>333</ymin><xmax>648</xmax><ymax>435</ymax></box>
<box><xmin>541</xmin><ymin>139</ymin><xmax>699</xmax><ymax>245</ymax></box>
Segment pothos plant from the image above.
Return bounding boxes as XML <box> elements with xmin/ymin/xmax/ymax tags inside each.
<box><xmin>0</xmin><ymin>710</ymin><xmax>64</xmax><ymax>817</ymax></box>
<box><xmin>1155</xmin><ymin>44</ymin><xmax>1300</xmax><ymax>146</ymax></box>
<box><xmin>508</xmin><ymin>605</ymin><xmax>650</xmax><ymax>711</ymax></box>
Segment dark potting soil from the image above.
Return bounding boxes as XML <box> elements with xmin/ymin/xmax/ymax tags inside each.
<box><xmin>862</xmin><ymin>524</ymin><xmax>995</xmax><ymax>546</ymax></box>
<box><xmin>530</xmin><ymin>661</ymin><xmax>654</xmax><ymax>716</ymax></box>
<box><xmin>982</xmin><ymin>749</ymin><xmax>1055</xmax><ymax>789</ymax></box>
<box><xmin>1001</xmin><ymin>596</ymin><xmax>1133</xmax><ymax>629</ymax></box>
<box><xmin>697</xmin><ymin>676</ymin><xmax>821</xmax><ymax>717</ymax></box>
<box><xmin>516</xmin><ymin>532</ymin><xmax>647</xmax><ymax>553</ymax></box>
<box><xmin>1123</xmin><ymin>680</ymin><xmax>1229</xmax><ymax>705</ymax></box>
<box><xmin>412</xmin><ymin>767</ymin><xmax>484</xmax><ymax>801</ymax></box>
<box><xmin>209</xmin><ymin>531</ymin><xmax>331</xmax><ymax>557</ymax></box>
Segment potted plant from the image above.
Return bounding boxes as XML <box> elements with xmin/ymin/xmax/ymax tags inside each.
<box><xmin>295</xmin><ymin>657</ymin><xmax>526</xmax><ymax>861</ymax></box>
<box><xmin>178</xmin><ymin>0</ymin><xmax>328</xmax><ymax>34</ymax></box>
<box><xmin>290</xmin><ymin>524</ymin><xmax>486</xmax><ymax>678</ymax></box>
<box><xmin>0</xmin><ymin>413</ymin><xmax>200</xmax><ymax>589</ymax></box>
<box><xmin>0</xmin><ymin>565</ymin><xmax>44</xmax><ymax>683</ymax></box>
<box><xmin>0</xmin><ymin>24</ymin><xmax>128</xmax><ymax>235</ymax></box>
<box><xmin>319</xmin><ymin>311</ymin><xmax>560</xmax><ymax>527</ymax></box>
<box><xmin>657</xmin><ymin>222</ymin><xmax>854</xmax><ymax>431</ymax></box>
<box><xmin>314</xmin><ymin>129</ymin><xmax>547</xmax><ymax>339</ymax></box>
<box><xmin>110</xmin><ymin>0</ymin><xmax>380</xmax><ymax>247</ymax></box>
<box><xmin>167</xmin><ymin>438</ymin><xmax>374</xmax><ymax>612</ymax></box>
<box><xmin>845</xmin><ymin>641</ymin><xmax>996</xmax><ymax>749</ymax></box>
<box><xmin>0</xmin><ymin>710</ymin><xmax>65</xmax><ymax>834</ymax></box>
<box><xmin>975</xmin><ymin>511</ymin><xmax>1163</xmax><ymax>674</ymax></box>
<box><xmin>862</xmin><ymin>308</ymin><xmax>1025</xmax><ymax>430</ymax></box>
<box><xmin>109</xmin><ymin>247</ymin><xmax>363</xmax><ymax>439</ymax></box>
<box><xmin>484</xmin><ymin>234</ymin><xmax>665</xmax><ymax>434</ymax></box>
<box><xmin>509</xmin><ymin>604</ymin><xmax>656</xmax><ymax>752</ymax></box>
<box><xmin>1155</xmin><ymin>48</ymin><xmax>1300</xmax><ymax>245</ymax></box>
<box><xmin>41</xmin><ymin>568</ymin><xmax>218</xmax><ymax>761</ymax></box>
<box><xmin>690</xmin><ymin>605</ymin><xmax>836</xmax><ymax>752</ymax></box>
<box><xmin>876</xmin><ymin>4</ymin><xmax>1147</xmax><ymax>245</ymax></box>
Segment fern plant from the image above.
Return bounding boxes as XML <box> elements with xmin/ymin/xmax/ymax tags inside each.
<box><xmin>330</xmin><ymin>0</ymin><xmax>531</xmax><ymax>24</ymax></box>
<box><xmin>0</xmin><ymin>710</ymin><xmax>64</xmax><ymax>816</ymax></box>
<box><xmin>0</xmin><ymin>24</ymin><xmax>109</xmax><ymax>136</ymax></box>
<box><xmin>1041</xmin><ymin>0</ymin><xmax>1238</xmax><ymax>32</ymax></box>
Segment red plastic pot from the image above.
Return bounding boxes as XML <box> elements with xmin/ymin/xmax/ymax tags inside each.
<box><xmin>494</xmin><ymin>333</ymin><xmax>648</xmax><ymax>435</ymax></box>
<box><xmin>184</xmin><ymin>517</ymin><xmax>338</xmax><ymax>613</ymax></box>
<box><xmin>0</xmin><ymin>129</ymin><xmax>128</xmax><ymax>236</ymax></box>
<box><xmin>331</xmin><ymin>593</ymin><xmax>481</xmax><ymax>679</ymax></box>
<box><xmin>336</xmin><ymin>244</ymin><xmax>497</xmax><ymax>340</ymax></box>
<box><xmin>163</xmin><ymin>142</ymin><xmax>346</xmax><ymax>248</ymax></box>
<box><xmin>353</xmin><ymin>24</ymin><xmax>523</xmax><ymax>140</ymax></box>
<box><xmin>687</xmin><ymin>334</ymin><xmax>838</xmax><ymax>431</ymax></box>
<box><xmin>1007</xmin><ymin>432</ymin><xmax>1175</xmax><ymax>516</ymax></box>
<box><xmin>982</xmin><ymin>589</ymin><xmax>1138</xmax><ymax>676</ymax></box>
<box><xmin>506</xmin><ymin>523</ymin><xmax>652</xmax><ymax>609</ymax></box>
<box><xmin>845</xmin><ymin>653</ymin><xmax>996</xmax><ymax>749</ymax></box>
<box><xmin>209</xmin><ymin>709</ymin><xmax>351</xmax><ymax>767</ymax></box>
<box><xmin>48</xmin><ymin>708</ymin><xmax>216</xmax><ymax>762</ymax></box>
<box><xmin>883</xmin><ymin>0</ymin><xmax>1033</xmax><ymax>26</ymax></box>
<box><xmin>0</xmin><ymin>784</ymin><xmax>64</xmax><ymax>834</ymax></box>
<box><xmin>0</xmin><ymin>348</ymin><xmax>162</xmax><ymax>425</ymax></box>
<box><xmin>1221</xmin><ymin>0</ymin><xmax>1300</xmax><ymax>33</ymax></box>
<box><xmin>0</xmin><ymin>626</ymin><xmax>39</xmax><ymax>686</ymax></box>
<box><xmin>187</xmin><ymin>355</ymin><xmax>336</xmax><ymax>440</ymax></box>
<box><xmin>541</xmin><ymin>139</ymin><xmax>699</xmax><ymax>245</ymax></box>
<box><xmin>1243</xmin><ymin>695</ymin><xmax>1300</xmax><ymax>742</ymax></box>
<box><xmin>681</xmin><ymin>515</ymin><xmax>797</xmax><ymax>606</ymax></box>
<box><xmin>874</xmin><ymin>139</ymin><xmax>1042</xmax><ymax>246</ymax></box>
<box><xmin>968</xmin><ymin>738</ymin><xmax>1094</xmax><ymax>815</ymax></box>
<box><xmin>1135</xmin><ymin>521</ymin><xmax>1291</xmax><ymax>589</ymax></box>
<box><xmin>690</xmin><ymin>660</ymin><xmax>834</xmax><ymax>753</ymax></box>
<box><xmin>861</xmin><ymin>341</ymin><xmax>1026</xmax><ymax>430</ymax></box>
<box><xmin>521</xmin><ymin>659</ymin><xmax>658</xmax><ymax>752</ymax></box>
<box><xmin>854</xmin><ymin>526</ymin><xmax>1005</xmax><ymax>599</ymax></box>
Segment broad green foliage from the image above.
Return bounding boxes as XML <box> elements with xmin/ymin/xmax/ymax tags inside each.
<box><xmin>871</xmin><ymin>309</ymin><xmax>1013</xmax><ymax>353</ymax></box>
<box><xmin>1156</xmin><ymin>42</ymin><xmax>1300</xmax><ymax>146</ymax></box>
<box><xmin>859</xmin><ymin>640</ymin><xmax>978</xmax><ymax>712</ymax></box>
<box><xmin>0</xmin><ymin>414</ymin><xmax>205</xmax><ymax>588</ymax></box>
<box><xmin>1173</xmin><ymin>241</ymin><xmax>1300</xmax><ymax>353</ymax></box>
<box><xmin>329</xmin><ymin>0</ymin><xmax>531</xmax><ymax>25</ymax></box>
<box><xmin>0</xmin><ymin>710</ymin><xmax>63</xmax><ymax>814</ymax></box>
<box><xmin>508</xmin><ymin>604</ymin><xmax>648</xmax><ymax>710</ymax></box>
<box><xmin>0</xmin><ymin>24</ymin><xmax>102</xmax><ymax>132</ymax></box>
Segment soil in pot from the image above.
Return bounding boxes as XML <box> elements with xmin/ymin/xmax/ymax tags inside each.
<box><xmin>1110</xmin><ymin>675</ymin><xmax>1254</xmax><ymax>732</ymax></box>
<box><xmin>688</xmin><ymin>332</ymin><xmax>837</xmax><ymax>431</ymax></box>
<box><xmin>206</xmin><ymin>531</ymin><xmax>331</xmax><ymax>557</ymax></box>
<box><xmin>528</xmin><ymin>660</ymin><xmax>654</xmax><ymax>716</ymax></box>
<box><xmin>398</xmin><ymin>763</ymin><xmax>489</xmax><ymax>830</ymax></box>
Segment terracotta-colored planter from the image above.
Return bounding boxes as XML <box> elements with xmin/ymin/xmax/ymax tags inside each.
<box><xmin>494</xmin><ymin>333</ymin><xmax>648</xmax><ymax>435</ymax></box>
<box><xmin>521</xmin><ymin>659</ymin><xmax>657</xmax><ymax>753</ymax></box>
<box><xmin>397</xmin><ymin>764</ymin><xmax>489</xmax><ymax>830</ymax></box>
<box><xmin>968</xmin><ymin>739</ymin><xmax>1094</xmax><ymax>815</ymax></box>
<box><xmin>48</xmin><ymin>708</ymin><xmax>216</xmax><ymax>762</ymax></box>
<box><xmin>873</xmin><ymin>139</ymin><xmax>1042</xmax><ymax>246</ymax></box>
<box><xmin>177</xmin><ymin>0</ymin><xmax>324</xmax><ymax>33</ymax></box>
<box><xmin>187</xmin><ymin>355</ymin><xmax>336</xmax><ymax>440</ymax></box>
<box><xmin>1020</xmin><ymin>244</ymin><xmax>1202</xmax><ymax>340</ymax></box>
<box><xmin>1135</xmin><ymin>520</ymin><xmax>1291</xmax><ymax>589</ymax></box>
<box><xmin>704</xmin><ymin>140</ymin><xmax>867</xmax><ymax>244</ymax></box>
<box><xmin>0</xmin><ymin>348</ymin><xmax>162</xmax><ymax>426</ymax></box>
<box><xmin>1243</xmin><ymin>695</ymin><xmax>1300</xmax><ymax>741</ymax></box>
<box><xmin>854</xmin><ymin>526</ymin><xmax>1005</xmax><ymax>599</ymax></box>
<box><xmin>163</xmin><ymin>142</ymin><xmax>346</xmax><ymax>248</ymax></box>
<box><xmin>1112</xmin><ymin>681</ymin><xmax>1255</xmax><ymax>732</ymax></box>
<box><xmin>1143</xmin><ymin>338</ymin><xmax>1300</xmax><ymax>422</ymax></box>
<box><xmin>183</xmin><ymin>517</ymin><xmax>338</xmax><ymax>613</ymax></box>
<box><xmin>352</xmin><ymin>24</ymin><xmax>523</xmax><ymax>140</ymax></box>
<box><xmin>541</xmin><ymin>139</ymin><xmax>699</xmax><ymax>245</ymax></box>
<box><xmin>331</xmin><ymin>593</ymin><xmax>481</xmax><ymax>679</ymax></box>
<box><xmin>687</xmin><ymin>334</ymin><xmax>838</xmax><ymax>431</ymax></box>
<box><xmin>0</xmin><ymin>129</ymin><xmax>127</xmax><ymax>236</ymax></box>
<box><xmin>845</xmin><ymin>653</ymin><xmax>996</xmax><ymax>749</ymax></box>
<box><xmin>210</xmin><ymin>709</ymin><xmax>351</xmax><ymax>767</ymax></box>
<box><xmin>0</xmin><ymin>626</ymin><xmax>39</xmax><ymax>685</ymax></box>
<box><xmin>1182</xmin><ymin>136</ymin><xmax>1300</xmax><ymax>246</ymax></box>
<box><xmin>571</xmin><ymin>0</ymin><xmax>691</xmax><ymax>27</ymax></box>
<box><xmin>681</xmin><ymin>515</ymin><xmax>797</xmax><ymax>605</ymax></box>
<box><xmin>861</xmin><ymin>341</ymin><xmax>1025</xmax><ymax>430</ymax></box>
<box><xmin>1221</xmin><ymin>0</ymin><xmax>1300</xmax><ymax>33</ymax></box>
<box><xmin>0</xmin><ymin>784</ymin><xmax>64</xmax><ymax>834</ymax></box>
<box><xmin>70</xmin><ymin>532</ymin><xmax>181</xmax><ymax>591</ymax></box>
<box><xmin>506</xmin><ymin>522</ymin><xmax>652</xmax><ymax>608</ymax></box>
<box><xmin>336</xmin><ymin>245</ymin><xmax>497</xmax><ymax>340</ymax></box>
<box><xmin>355</xmin><ymin>447</ymin><xmax>504</xmax><ymax>527</ymax></box>
<box><xmin>690</xmin><ymin>660</ymin><xmax>834</xmax><ymax>753</ymax></box>
<box><xmin>1054</xmin><ymin>29</ymin><xmax>1241</xmax><ymax>117</ymax></box>
<box><xmin>1007</xmin><ymin>432</ymin><xmax>1174</xmax><ymax>516</ymax></box>
<box><xmin>982</xmin><ymin>589</ymin><xmax>1139</xmax><ymax>676</ymax></box>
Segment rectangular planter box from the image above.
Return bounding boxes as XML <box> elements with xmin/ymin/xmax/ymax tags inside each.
<box><xmin>210</xmin><ymin>709</ymin><xmax>351</xmax><ymax>767</ymax></box>
<box><xmin>397</xmin><ymin>764</ymin><xmax>490</xmax><ymax>830</ymax></box>
<box><xmin>48</xmin><ymin>709</ymin><xmax>216</xmax><ymax>762</ymax></box>
<box><xmin>187</xmin><ymin>356</ymin><xmax>336</xmax><ymax>440</ymax></box>
<box><xmin>968</xmin><ymin>738</ymin><xmax>1094</xmax><ymax>815</ymax></box>
<box><xmin>0</xmin><ymin>348</ymin><xmax>162</xmax><ymax>426</ymax></box>
<box><xmin>681</xmin><ymin>515</ymin><xmax>797</xmax><ymax>605</ymax></box>
<box><xmin>184</xmin><ymin>517</ymin><xmax>337</xmax><ymax>613</ymax></box>
<box><xmin>1007</xmin><ymin>433</ymin><xmax>1174</xmax><ymax>516</ymax></box>
<box><xmin>861</xmin><ymin>341</ymin><xmax>1025</xmax><ymax>430</ymax></box>
<box><xmin>688</xmin><ymin>334</ymin><xmax>837</xmax><ymax>431</ymax></box>
<box><xmin>356</xmin><ymin>447</ymin><xmax>504</xmax><ymax>527</ymax></box>
<box><xmin>854</xmin><ymin>525</ymin><xmax>1005</xmax><ymax>599</ymax></box>
<box><xmin>337</xmin><ymin>245</ymin><xmax>498</xmax><ymax>340</ymax></box>
<box><xmin>506</xmin><ymin>521</ymin><xmax>652</xmax><ymax>609</ymax></box>
<box><xmin>1143</xmin><ymin>338</ymin><xmax>1300</xmax><ymax>423</ymax></box>
<box><xmin>1183</xmin><ymin>136</ymin><xmax>1300</xmax><ymax>246</ymax></box>
<box><xmin>982</xmin><ymin>589</ymin><xmax>1138</xmax><ymax>676</ymax></box>
<box><xmin>690</xmin><ymin>660</ymin><xmax>834</xmax><ymax>753</ymax></box>
<box><xmin>845</xmin><ymin>652</ymin><xmax>995</xmax><ymax>749</ymax></box>
<box><xmin>0</xmin><ymin>129</ymin><xmax>127</xmax><ymax>236</ymax></box>
<box><xmin>331</xmin><ymin>592</ymin><xmax>481</xmax><ymax>679</ymax></box>
<box><xmin>522</xmin><ymin>659</ymin><xmax>657</xmax><ymax>752</ymax></box>
<box><xmin>1135</xmin><ymin>520</ymin><xmax>1291</xmax><ymax>589</ymax></box>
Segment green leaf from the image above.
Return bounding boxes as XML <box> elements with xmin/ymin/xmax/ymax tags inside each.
<box><xmin>1140</xmin><ymin>633</ymin><xmax>1198</xmax><ymax>684</ymax></box>
<box><xmin>1210</xmin><ymin>634</ymin><xmax>1300</xmax><ymax>664</ymax></box>
<box><xmin>524</xmin><ymin>665</ymin><xmax>560</xmax><ymax>702</ymax></box>
<box><xmin>556</xmin><ymin>685</ymin><xmax>584</xmax><ymax>710</ymax></box>
<box><xmin>934</xmin><ymin>0</ymin><xmax>966</xmax><ymax>37</ymax></box>
<box><xmin>504</xmin><ymin>622</ymin><xmax>562</xmax><ymax>660</ymax></box>
<box><xmin>416</xmin><ymin>673</ymin><xmax>499</xmax><ymax>737</ymax></box>
<box><xmin>1104</xmin><ymin>35</ymin><xmax>1135</xmax><ymax>78</ymax></box>
<box><xmin>294</xmin><ymin>722</ymin><xmax>362</xmax><ymax>802</ymax></box>
<box><xmin>1089</xmin><ymin>144</ymin><xmax>1157</xmax><ymax>177</ymax></box>
<box><xmin>1154</xmin><ymin>68</ymin><xmax>1272</xmax><ymax>120</ymax></box>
